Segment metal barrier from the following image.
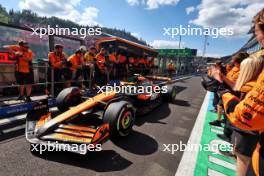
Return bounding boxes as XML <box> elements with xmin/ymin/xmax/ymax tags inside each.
<box><xmin>0</xmin><ymin>63</ymin><xmax>93</xmax><ymax>101</ymax></box>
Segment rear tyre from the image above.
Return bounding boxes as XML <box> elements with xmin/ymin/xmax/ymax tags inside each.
<box><xmin>103</xmin><ymin>101</ymin><xmax>135</xmax><ymax>139</ymax></box>
<box><xmin>162</xmin><ymin>85</ymin><xmax>177</xmax><ymax>102</ymax></box>
<box><xmin>56</xmin><ymin>87</ymin><xmax>82</xmax><ymax>112</ymax></box>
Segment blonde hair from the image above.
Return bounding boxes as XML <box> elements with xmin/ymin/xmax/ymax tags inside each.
<box><xmin>234</xmin><ymin>55</ymin><xmax>264</xmax><ymax>91</ymax></box>
<box><xmin>253</xmin><ymin>8</ymin><xmax>264</xmax><ymax>25</ymax></box>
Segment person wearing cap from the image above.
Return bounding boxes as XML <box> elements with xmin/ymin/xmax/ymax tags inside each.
<box><xmin>95</xmin><ymin>48</ymin><xmax>107</xmax><ymax>86</ymax></box>
<box><xmin>65</xmin><ymin>49</ymin><xmax>84</xmax><ymax>87</ymax></box>
<box><xmin>46</xmin><ymin>44</ymin><xmax>67</xmax><ymax>95</ymax></box>
<box><xmin>167</xmin><ymin>61</ymin><xmax>175</xmax><ymax>77</ymax></box>
<box><xmin>4</xmin><ymin>40</ymin><xmax>34</xmax><ymax>102</ymax></box>
<box><xmin>83</xmin><ymin>46</ymin><xmax>97</xmax><ymax>88</ymax></box>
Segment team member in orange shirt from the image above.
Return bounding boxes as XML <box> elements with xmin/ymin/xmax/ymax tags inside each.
<box><xmin>47</xmin><ymin>44</ymin><xmax>67</xmax><ymax>94</ymax></box>
<box><xmin>65</xmin><ymin>49</ymin><xmax>84</xmax><ymax>87</ymax></box>
<box><xmin>4</xmin><ymin>40</ymin><xmax>34</xmax><ymax>102</ymax></box>
<box><xmin>210</xmin><ymin>52</ymin><xmax>248</xmax><ymax>143</ymax></box>
<box><xmin>95</xmin><ymin>48</ymin><xmax>107</xmax><ymax>86</ymax></box>
<box><xmin>167</xmin><ymin>61</ymin><xmax>175</xmax><ymax>77</ymax></box>
<box><xmin>213</xmin><ymin>52</ymin><xmax>248</xmax><ymax>89</ymax></box>
<box><xmin>83</xmin><ymin>47</ymin><xmax>97</xmax><ymax>88</ymax></box>
<box><xmin>221</xmin><ymin>8</ymin><xmax>264</xmax><ymax>175</ymax></box>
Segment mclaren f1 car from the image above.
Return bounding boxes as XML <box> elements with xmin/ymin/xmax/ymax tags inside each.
<box><xmin>26</xmin><ymin>75</ymin><xmax>177</xmax><ymax>154</ymax></box>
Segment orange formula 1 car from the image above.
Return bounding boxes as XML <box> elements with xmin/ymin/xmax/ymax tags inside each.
<box><xmin>26</xmin><ymin>75</ymin><xmax>176</xmax><ymax>154</ymax></box>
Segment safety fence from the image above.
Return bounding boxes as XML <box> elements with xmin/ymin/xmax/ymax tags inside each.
<box><xmin>0</xmin><ymin>63</ymin><xmax>93</xmax><ymax>99</ymax></box>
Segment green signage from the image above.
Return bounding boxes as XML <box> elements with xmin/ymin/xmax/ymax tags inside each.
<box><xmin>158</xmin><ymin>49</ymin><xmax>196</xmax><ymax>57</ymax></box>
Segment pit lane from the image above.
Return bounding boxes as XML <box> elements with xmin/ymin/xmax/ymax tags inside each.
<box><xmin>0</xmin><ymin>75</ymin><xmax>206</xmax><ymax>176</ymax></box>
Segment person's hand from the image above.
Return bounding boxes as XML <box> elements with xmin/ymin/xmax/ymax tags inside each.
<box><xmin>61</xmin><ymin>60</ymin><xmax>68</xmax><ymax>65</ymax></box>
<box><xmin>15</xmin><ymin>51</ymin><xmax>23</xmax><ymax>57</ymax></box>
<box><xmin>211</xmin><ymin>66</ymin><xmax>223</xmax><ymax>83</ymax></box>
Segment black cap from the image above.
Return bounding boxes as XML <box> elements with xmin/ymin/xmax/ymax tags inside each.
<box><xmin>55</xmin><ymin>44</ymin><xmax>63</xmax><ymax>49</ymax></box>
<box><xmin>18</xmin><ymin>40</ymin><xmax>28</xmax><ymax>46</ymax></box>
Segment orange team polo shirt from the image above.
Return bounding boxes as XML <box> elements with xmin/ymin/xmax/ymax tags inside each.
<box><xmin>48</xmin><ymin>52</ymin><xmax>66</xmax><ymax>69</ymax></box>
<box><xmin>129</xmin><ymin>57</ymin><xmax>135</xmax><ymax>64</ymax></box>
<box><xmin>133</xmin><ymin>58</ymin><xmax>139</xmax><ymax>66</ymax></box>
<box><xmin>139</xmin><ymin>58</ymin><xmax>145</xmax><ymax>64</ymax></box>
<box><xmin>109</xmin><ymin>53</ymin><xmax>117</xmax><ymax>64</ymax></box>
<box><xmin>96</xmin><ymin>53</ymin><xmax>106</xmax><ymax>69</ymax></box>
<box><xmin>68</xmin><ymin>54</ymin><xmax>83</xmax><ymax>71</ymax></box>
<box><xmin>226</xmin><ymin>66</ymin><xmax>240</xmax><ymax>82</ymax></box>
<box><xmin>7</xmin><ymin>45</ymin><xmax>34</xmax><ymax>73</ymax></box>
<box><xmin>118</xmin><ymin>55</ymin><xmax>126</xmax><ymax>64</ymax></box>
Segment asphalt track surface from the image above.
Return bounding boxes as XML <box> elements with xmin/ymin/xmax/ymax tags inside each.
<box><xmin>0</xmin><ymin>76</ymin><xmax>206</xmax><ymax>176</ymax></box>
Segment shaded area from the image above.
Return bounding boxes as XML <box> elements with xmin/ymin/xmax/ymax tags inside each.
<box><xmin>112</xmin><ymin>130</ymin><xmax>158</xmax><ymax>155</ymax></box>
<box><xmin>135</xmin><ymin>103</ymin><xmax>171</xmax><ymax>126</ymax></box>
<box><xmin>35</xmin><ymin>149</ymin><xmax>132</xmax><ymax>172</ymax></box>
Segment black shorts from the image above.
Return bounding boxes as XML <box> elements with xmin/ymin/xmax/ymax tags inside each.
<box><xmin>15</xmin><ymin>71</ymin><xmax>34</xmax><ymax>85</ymax></box>
<box><xmin>232</xmin><ymin>131</ymin><xmax>259</xmax><ymax>157</ymax></box>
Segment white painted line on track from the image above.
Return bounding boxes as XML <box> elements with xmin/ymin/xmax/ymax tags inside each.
<box><xmin>175</xmin><ymin>91</ymin><xmax>210</xmax><ymax>176</ymax></box>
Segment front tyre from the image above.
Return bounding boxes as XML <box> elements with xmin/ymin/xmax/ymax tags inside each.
<box><xmin>103</xmin><ymin>101</ymin><xmax>135</xmax><ymax>139</ymax></box>
<box><xmin>56</xmin><ymin>87</ymin><xmax>82</xmax><ymax>112</ymax></box>
<box><xmin>162</xmin><ymin>85</ymin><xmax>177</xmax><ymax>102</ymax></box>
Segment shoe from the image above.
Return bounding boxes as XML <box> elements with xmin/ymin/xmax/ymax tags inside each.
<box><xmin>217</xmin><ymin>134</ymin><xmax>231</xmax><ymax>143</ymax></box>
<box><xmin>209</xmin><ymin>120</ymin><xmax>222</xmax><ymax>127</ymax></box>
<box><xmin>220</xmin><ymin>119</ymin><xmax>225</xmax><ymax>124</ymax></box>
<box><xmin>17</xmin><ymin>95</ymin><xmax>24</xmax><ymax>101</ymax></box>
<box><xmin>25</xmin><ymin>96</ymin><xmax>32</xmax><ymax>102</ymax></box>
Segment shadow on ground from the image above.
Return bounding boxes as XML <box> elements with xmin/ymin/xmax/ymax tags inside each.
<box><xmin>32</xmin><ymin>130</ymin><xmax>158</xmax><ymax>172</ymax></box>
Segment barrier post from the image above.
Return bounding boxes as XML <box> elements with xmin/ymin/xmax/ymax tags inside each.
<box><xmin>48</xmin><ymin>35</ymin><xmax>55</xmax><ymax>97</ymax></box>
<box><xmin>89</xmin><ymin>66</ymin><xmax>93</xmax><ymax>89</ymax></box>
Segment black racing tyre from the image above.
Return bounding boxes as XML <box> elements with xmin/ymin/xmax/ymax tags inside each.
<box><xmin>103</xmin><ymin>101</ymin><xmax>135</xmax><ymax>139</ymax></box>
<box><xmin>56</xmin><ymin>87</ymin><xmax>82</xmax><ymax>112</ymax></box>
<box><xmin>162</xmin><ymin>85</ymin><xmax>177</xmax><ymax>102</ymax></box>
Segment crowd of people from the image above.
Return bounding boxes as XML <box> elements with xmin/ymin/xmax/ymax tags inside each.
<box><xmin>3</xmin><ymin>42</ymin><xmax>157</xmax><ymax>101</ymax></box>
<box><xmin>205</xmin><ymin>8</ymin><xmax>264</xmax><ymax>176</ymax></box>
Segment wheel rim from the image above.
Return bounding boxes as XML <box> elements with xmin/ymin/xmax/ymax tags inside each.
<box><xmin>172</xmin><ymin>88</ymin><xmax>176</xmax><ymax>98</ymax></box>
<box><xmin>120</xmin><ymin>111</ymin><xmax>132</xmax><ymax>129</ymax></box>
<box><xmin>117</xmin><ymin>109</ymin><xmax>134</xmax><ymax>136</ymax></box>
